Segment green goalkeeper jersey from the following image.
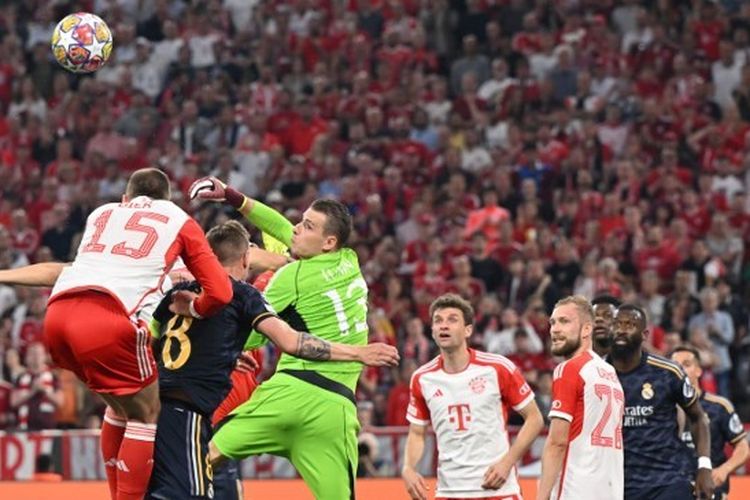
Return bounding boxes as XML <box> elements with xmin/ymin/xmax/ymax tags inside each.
<box><xmin>243</xmin><ymin>201</ymin><xmax>368</xmax><ymax>392</ymax></box>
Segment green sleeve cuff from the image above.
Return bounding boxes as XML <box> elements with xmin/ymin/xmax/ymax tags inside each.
<box><xmin>246</xmin><ymin>201</ymin><xmax>294</xmax><ymax>247</ymax></box>
<box><xmin>149</xmin><ymin>319</ymin><xmax>162</xmax><ymax>339</ymax></box>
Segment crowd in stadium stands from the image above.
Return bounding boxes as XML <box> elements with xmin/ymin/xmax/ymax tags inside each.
<box><xmin>1</xmin><ymin>0</ymin><xmax>750</xmax><ymax>442</ymax></box>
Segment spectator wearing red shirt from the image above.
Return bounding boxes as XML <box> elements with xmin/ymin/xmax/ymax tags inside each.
<box><xmin>286</xmin><ymin>96</ymin><xmax>329</xmax><ymax>156</ymax></box>
<box><xmin>45</xmin><ymin>138</ymin><xmax>81</xmax><ymax>180</ymax></box>
<box><xmin>692</xmin><ymin>2</ymin><xmax>726</xmax><ymax>61</ymax></box>
<box><xmin>632</xmin><ymin>225</ymin><xmax>682</xmax><ymax>282</ymax></box>
<box><xmin>26</xmin><ymin>177</ymin><xmax>59</xmax><ymax>231</ymax></box>
<box><xmin>376</xmin><ymin>28</ymin><xmax>414</xmax><ymax>79</ymax></box>
<box><xmin>464</xmin><ymin>188</ymin><xmax>511</xmax><ymax>244</ymax></box>
<box><xmin>0</xmin><ymin>377</ymin><xmax>12</xmax><ymax>429</ymax></box>
<box><xmin>9</xmin><ymin>208</ymin><xmax>39</xmax><ymax>260</ymax></box>
<box><xmin>512</xmin><ymin>12</ymin><xmax>542</xmax><ymax>56</ymax></box>
<box><xmin>597</xmin><ymin>193</ymin><xmax>627</xmax><ymax>240</ymax></box>
<box><xmin>85</xmin><ymin>114</ymin><xmax>129</xmax><ymax>163</ymax></box>
<box><xmin>8</xmin><ymin>137</ymin><xmax>41</xmax><ymax>183</ymax></box>
<box><xmin>385</xmin><ymin>359</ymin><xmax>417</xmax><ymax>426</ymax></box>
<box><xmin>117</xmin><ymin>138</ymin><xmax>149</xmax><ymax>172</ymax></box>
<box><xmin>11</xmin><ymin>342</ymin><xmax>63</xmax><ymax>430</ymax></box>
<box><xmin>399</xmin><ymin>317</ymin><xmax>431</xmax><ymax>367</ymax></box>
<box><xmin>646</xmin><ymin>146</ymin><xmax>694</xmax><ymax>196</ymax></box>
<box><xmin>681</xmin><ymin>189</ymin><xmax>712</xmax><ymax>239</ymax></box>
<box><xmin>453</xmin><ymin>72</ymin><xmax>488</xmax><ymax>124</ymax></box>
<box><xmin>249</xmin><ymin>65</ymin><xmax>283</xmax><ymax>116</ymax></box>
<box><xmin>448</xmin><ymin>255</ymin><xmax>485</xmax><ymax>305</ymax></box>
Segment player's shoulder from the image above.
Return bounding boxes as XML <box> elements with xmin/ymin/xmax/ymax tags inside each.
<box><xmin>412</xmin><ymin>356</ymin><xmax>442</xmax><ymax>381</ymax></box>
<box><xmin>472</xmin><ymin>349</ymin><xmax>518</xmax><ymax>373</ymax></box>
<box><xmin>90</xmin><ymin>201</ymin><xmax>118</xmax><ymax>217</ymax></box>
<box><xmin>703</xmin><ymin>392</ymin><xmax>736</xmax><ymax>414</ymax></box>
<box><xmin>106</xmin><ymin>198</ymin><xmax>189</xmax><ymax>221</ymax></box>
<box><xmin>232</xmin><ymin>278</ymin><xmax>260</xmax><ymax>297</ymax></box>
<box><xmin>644</xmin><ymin>353</ymin><xmax>685</xmax><ymax>380</ymax></box>
<box><xmin>553</xmin><ymin>350</ymin><xmax>593</xmax><ymax>381</ymax></box>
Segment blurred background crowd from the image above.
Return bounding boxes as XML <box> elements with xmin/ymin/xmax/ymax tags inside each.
<box><xmin>0</xmin><ymin>0</ymin><xmax>749</xmax><ymax>457</ymax></box>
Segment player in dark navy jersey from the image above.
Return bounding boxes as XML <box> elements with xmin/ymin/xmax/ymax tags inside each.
<box><xmin>145</xmin><ymin>221</ymin><xmax>399</xmax><ymax>499</ymax></box>
<box><xmin>671</xmin><ymin>345</ymin><xmax>749</xmax><ymax>500</ymax></box>
<box><xmin>609</xmin><ymin>304</ymin><xmax>714</xmax><ymax>500</ymax></box>
<box><xmin>591</xmin><ymin>295</ymin><xmax>621</xmax><ymax>357</ymax></box>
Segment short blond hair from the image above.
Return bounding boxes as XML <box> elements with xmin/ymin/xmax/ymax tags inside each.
<box><xmin>554</xmin><ymin>295</ymin><xmax>594</xmax><ymax>324</ymax></box>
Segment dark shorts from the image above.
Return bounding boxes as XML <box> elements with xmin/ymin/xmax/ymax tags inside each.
<box><xmin>625</xmin><ymin>481</ymin><xmax>694</xmax><ymax>500</ymax></box>
<box><xmin>146</xmin><ymin>398</ymin><xmax>213</xmax><ymax>499</ymax></box>
<box><xmin>212</xmin><ymin>459</ymin><xmax>242</xmax><ymax>500</ymax></box>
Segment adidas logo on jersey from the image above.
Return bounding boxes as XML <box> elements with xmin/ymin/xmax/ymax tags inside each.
<box><xmin>104</xmin><ymin>458</ymin><xmax>130</xmax><ymax>472</ymax></box>
<box><xmin>433</xmin><ymin>389</ymin><xmax>444</xmax><ymax>398</ymax></box>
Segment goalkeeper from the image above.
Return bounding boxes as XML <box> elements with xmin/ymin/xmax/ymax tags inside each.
<box><xmin>191</xmin><ymin>177</ymin><xmax>373</xmax><ymax>500</ymax></box>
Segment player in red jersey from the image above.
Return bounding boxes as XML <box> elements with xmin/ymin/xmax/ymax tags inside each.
<box><xmin>402</xmin><ymin>293</ymin><xmax>544</xmax><ymax>500</ymax></box>
<box><xmin>0</xmin><ymin>168</ymin><xmax>232</xmax><ymax>500</ymax></box>
<box><xmin>537</xmin><ymin>295</ymin><xmax>624</xmax><ymax>500</ymax></box>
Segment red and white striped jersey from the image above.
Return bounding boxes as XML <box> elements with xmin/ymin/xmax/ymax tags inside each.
<box><xmin>51</xmin><ymin>196</ymin><xmax>230</xmax><ymax>321</ymax></box>
<box><xmin>549</xmin><ymin>350</ymin><xmax>624</xmax><ymax>500</ymax></box>
<box><xmin>407</xmin><ymin>349</ymin><xmax>534</xmax><ymax>498</ymax></box>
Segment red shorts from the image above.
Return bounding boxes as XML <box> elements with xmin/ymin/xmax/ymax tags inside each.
<box><xmin>44</xmin><ymin>291</ymin><xmax>157</xmax><ymax>396</ymax></box>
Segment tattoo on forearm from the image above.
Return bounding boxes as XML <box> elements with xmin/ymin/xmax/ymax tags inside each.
<box><xmin>296</xmin><ymin>332</ymin><xmax>332</xmax><ymax>360</ymax></box>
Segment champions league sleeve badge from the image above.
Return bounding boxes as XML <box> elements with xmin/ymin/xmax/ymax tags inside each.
<box><xmin>682</xmin><ymin>378</ymin><xmax>696</xmax><ymax>400</ymax></box>
<box><xmin>729</xmin><ymin>413</ymin><xmax>743</xmax><ymax>435</ymax></box>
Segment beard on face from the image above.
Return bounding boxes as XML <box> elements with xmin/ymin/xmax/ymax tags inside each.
<box><xmin>610</xmin><ymin>333</ymin><xmax>641</xmax><ymax>358</ymax></box>
<box><xmin>551</xmin><ymin>332</ymin><xmax>581</xmax><ymax>358</ymax></box>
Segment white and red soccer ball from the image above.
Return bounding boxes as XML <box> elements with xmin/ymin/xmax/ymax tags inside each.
<box><xmin>51</xmin><ymin>12</ymin><xmax>113</xmax><ymax>74</ymax></box>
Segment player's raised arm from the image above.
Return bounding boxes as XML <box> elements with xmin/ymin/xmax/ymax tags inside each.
<box><xmin>246</xmin><ymin>247</ymin><xmax>291</xmax><ymax>272</ymax></box>
<box><xmin>537</xmin><ymin>417</ymin><xmax>571</xmax><ymax>500</ymax></box>
<box><xmin>174</xmin><ymin>218</ymin><xmax>233</xmax><ymax>318</ymax></box>
<box><xmin>189</xmin><ymin>176</ymin><xmax>294</xmax><ymax>247</ymax></box>
<box><xmin>402</xmin><ymin>424</ymin><xmax>429</xmax><ymax>500</ymax></box>
<box><xmin>255</xmin><ymin>315</ymin><xmax>399</xmax><ymax>366</ymax></box>
<box><xmin>0</xmin><ymin>262</ymin><xmax>68</xmax><ymax>287</ymax></box>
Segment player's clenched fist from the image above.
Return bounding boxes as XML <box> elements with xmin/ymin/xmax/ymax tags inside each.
<box><xmin>358</xmin><ymin>343</ymin><xmax>400</xmax><ymax>367</ymax></box>
<box><xmin>189</xmin><ymin>176</ymin><xmax>226</xmax><ymax>201</ymax></box>
<box><xmin>402</xmin><ymin>466</ymin><xmax>429</xmax><ymax>500</ymax></box>
<box><xmin>190</xmin><ymin>176</ymin><xmax>248</xmax><ymax>210</ymax></box>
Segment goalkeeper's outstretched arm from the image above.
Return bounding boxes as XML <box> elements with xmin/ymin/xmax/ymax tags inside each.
<box><xmin>189</xmin><ymin>177</ymin><xmax>293</xmax><ymax>247</ymax></box>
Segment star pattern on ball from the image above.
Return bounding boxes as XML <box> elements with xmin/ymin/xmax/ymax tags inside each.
<box><xmin>52</xmin><ymin>13</ymin><xmax>112</xmax><ymax>73</ymax></box>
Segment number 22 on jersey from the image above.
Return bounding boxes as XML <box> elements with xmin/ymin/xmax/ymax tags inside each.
<box><xmin>591</xmin><ymin>383</ymin><xmax>624</xmax><ymax>449</ymax></box>
<box><xmin>82</xmin><ymin>209</ymin><xmax>170</xmax><ymax>259</ymax></box>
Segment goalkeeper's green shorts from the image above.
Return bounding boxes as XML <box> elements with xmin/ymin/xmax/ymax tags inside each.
<box><xmin>212</xmin><ymin>370</ymin><xmax>360</xmax><ymax>500</ymax></box>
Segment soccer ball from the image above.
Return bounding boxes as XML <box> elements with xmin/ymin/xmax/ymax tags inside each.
<box><xmin>51</xmin><ymin>12</ymin><xmax>113</xmax><ymax>73</ymax></box>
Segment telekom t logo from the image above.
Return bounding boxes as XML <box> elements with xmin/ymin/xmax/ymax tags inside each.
<box><xmin>447</xmin><ymin>404</ymin><xmax>471</xmax><ymax>431</ymax></box>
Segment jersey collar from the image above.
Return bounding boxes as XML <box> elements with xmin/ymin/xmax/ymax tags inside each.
<box><xmin>438</xmin><ymin>347</ymin><xmax>475</xmax><ymax>373</ymax></box>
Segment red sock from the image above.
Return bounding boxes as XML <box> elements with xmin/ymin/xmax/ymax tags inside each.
<box><xmin>101</xmin><ymin>407</ymin><xmax>127</xmax><ymax>500</ymax></box>
<box><xmin>116</xmin><ymin>421</ymin><xmax>157</xmax><ymax>500</ymax></box>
